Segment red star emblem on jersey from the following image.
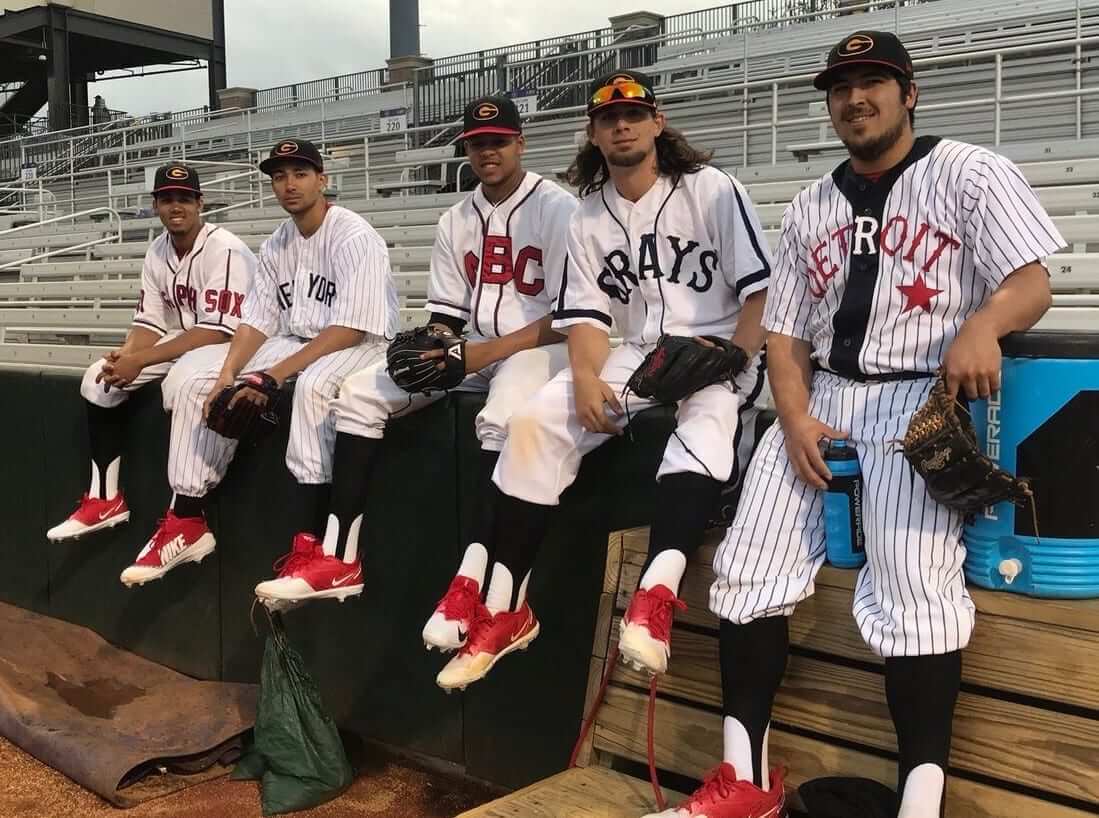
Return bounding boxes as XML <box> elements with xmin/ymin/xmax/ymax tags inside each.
<box><xmin>897</xmin><ymin>273</ymin><xmax>943</xmax><ymax>313</ymax></box>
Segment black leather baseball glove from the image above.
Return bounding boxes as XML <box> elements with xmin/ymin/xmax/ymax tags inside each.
<box><xmin>627</xmin><ymin>334</ymin><xmax>749</xmax><ymax>404</ymax></box>
<box><xmin>387</xmin><ymin>324</ymin><xmax>467</xmax><ymax>393</ymax></box>
<box><xmin>205</xmin><ymin>371</ymin><xmax>283</xmax><ymax>445</ymax></box>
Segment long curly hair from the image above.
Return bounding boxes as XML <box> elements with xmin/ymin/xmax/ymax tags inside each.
<box><xmin>561</xmin><ymin>125</ymin><xmax>713</xmax><ymax>196</ymax></box>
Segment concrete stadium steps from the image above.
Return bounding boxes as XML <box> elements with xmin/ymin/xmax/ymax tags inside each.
<box><xmin>19</xmin><ymin>259</ymin><xmax>145</xmax><ymax>279</ymax></box>
<box><xmin>11</xmin><ymin>0</ymin><xmax>1099</xmax><ymax>204</ymax></box>
<box><xmin>4</xmin><ymin>136</ymin><xmax>1099</xmax><ymax>366</ymax></box>
<box><xmin>0</xmin><ymin>306</ymin><xmax>431</xmax><ymax>365</ymax></box>
<box><xmin>0</xmin><ymin>231</ymin><xmax>108</xmax><ymax>253</ymax></box>
<box><xmin>89</xmin><ymin>224</ymin><xmax>437</xmax><ymax>259</ymax></box>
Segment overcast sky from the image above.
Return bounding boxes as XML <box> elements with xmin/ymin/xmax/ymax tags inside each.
<box><xmin>86</xmin><ymin>0</ymin><xmax>721</xmax><ymax>115</ymax></box>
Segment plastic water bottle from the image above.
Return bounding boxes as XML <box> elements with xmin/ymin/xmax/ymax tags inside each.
<box><xmin>822</xmin><ymin>440</ymin><xmax>866</xmax><ymax>568</ymax></box>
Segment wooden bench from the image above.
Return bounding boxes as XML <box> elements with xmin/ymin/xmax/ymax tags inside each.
<box><xmin>460</xmin><ymin>526</ymin><xmax>1099</xmax><ymax>818</ymax></box>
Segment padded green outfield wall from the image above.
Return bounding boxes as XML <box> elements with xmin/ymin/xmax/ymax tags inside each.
<box><xmin>0</xmin><ymin>371</ymin><xmax>682</xmax><ymax>788</ymax></box>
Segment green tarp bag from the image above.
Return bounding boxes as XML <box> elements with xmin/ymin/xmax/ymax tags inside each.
<box><xmin>232</xmin><ymin>611</ymin><xmax>353</xmax><ymax>815</ymax></box>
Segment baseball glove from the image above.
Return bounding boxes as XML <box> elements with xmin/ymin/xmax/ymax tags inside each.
<box><xmin>387</xmin><ymin>324</ymin><xmax>466</xmax><ymax>393</ymax></box>
<box><xmin>627</xmin><ymin>334</ymin><xmax>750</xmax><ymax>404</ymax></box>
<box><xmin>206</xmin><ymin>371</ymin><xmax>283</xmax><ymax>444</ymax></box>
<box><xmin>901</xmin><ymin>377</ymin><xmax>1032</xmax><ymax>515</ymax></box>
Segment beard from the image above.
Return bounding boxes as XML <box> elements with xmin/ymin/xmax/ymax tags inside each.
<box><xmin>606</xmin><ymin>148</ymin><xmax>648</xmax><ymax>168</ymax></box>
<box><xmin>841</xmin><ymin>111</ymin><xmax>908</xmax><ymax>162</ymax></box>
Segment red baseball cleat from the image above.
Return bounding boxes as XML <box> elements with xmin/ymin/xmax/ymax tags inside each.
<box><xmin>120</xmin><ymin>511</ymin><xmax>215</xmax><ymax>587</ymax></box>
<box><xmin>618</xmin><ymin>584</ymin><xmax>687</xmax><ymax>675</ymax></box>
<box><xmin>47</xmin><ymin>493</ymin><xmax>130</xmax><ymax>542</ymax></box>
<box><xmin>435</xmin><ymin>601</ymin><xmax>540</xmax><ymax>691</ymax></box>
<box><xmin>642</xmin><ymin>763</ymin><xmax>787</xmax><ymax>818</ymax></box>
<box><xmin>254</xmin><ymin>533</ymin><xmax>363</xmax><ymax>605</ymax></box>
<box><xmin>422</xmin><ymin>575</ymin><xmax>482</xmax><ymax>652</ymax></box>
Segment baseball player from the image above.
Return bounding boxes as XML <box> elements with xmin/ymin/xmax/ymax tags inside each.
<box><xmin>435</xmin><ymin>71</ymin><xmax>771</xmax><ymax>691</ymax></box>
<box><xmin>251</xmin><ymin>96</ymin><xmax>577</xmax><ymax>612</ymax></box>
<box><xmin>650</xmin><ymin>32</ymin><xmax>1065</xmax><ymax>818</ymax></box>
<box><xmin>118</xmin><ymin>138</ymin><xmax>398</xmax><ymax>588</ymax></box>
<box><xmin>47</xmin><ymin>163</ymin><xmax>256</xmax><ymax>542</ymax></box>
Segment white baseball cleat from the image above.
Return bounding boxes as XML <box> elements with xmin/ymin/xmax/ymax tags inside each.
<box><xmin>435</xmin><ymin>602</ymin><xmax>540</xmax><ymax>691</ymax></box>
<box><xmin>254</xmin><ymin>533</ymin><xmax>364</xmax><ymax>605</ymax></box>
<box><xmin>422</xmin><ymin>575</ymin><xmax>482</xmax><ymax>652</ymax></box>
<box><xmin>47</xmin><ymin>493</ymin><xmax>131</xmax><ymax>542</ymax></box>
<box><xmin>120</xmin><ymin>511</ymin><xmax>216</xmax><ymax>587</ymax></box>
<box><xmin>618</xmin><ymin>584</ymin><xmax>687</xmax><ymax>676</ymax></box>
<box><xmin>640</xmin><ymin>763</ymin><xmax>787</xmax><ymax>818</ymax></box>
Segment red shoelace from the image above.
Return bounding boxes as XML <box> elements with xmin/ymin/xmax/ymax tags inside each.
<box><xmin>685</xmin><ymin>764</ymin><xmax>762</xmax><ymax>809</ymax></box>
<box><xmin>272</xmin><ymin>547</ymin><xmax>314</xmax><ymax>577</ymax></box>
<box><xmin>631</xmin><ymin>587</ymin><xmax>687</xmax><ymax>643</ymax></box>
<box><xmin>438</xmin><ymin>578</ymin><xmax>481</xmax><ymax>621</ymax></box>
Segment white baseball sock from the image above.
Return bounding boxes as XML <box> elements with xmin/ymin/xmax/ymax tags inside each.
<box><xmin>639</xmin><ymin>549</ymin><xmax>687</xmax><ymax>595</ymax></box>
<box><xmin>455</xmin><ymin>543</ymin><xmax>489</xmax><ymax>587</ymax></box>
<box><xmin>897</xmin><ymin>763</ymin><xmax>945</xmax><ymax>818</ymax></box>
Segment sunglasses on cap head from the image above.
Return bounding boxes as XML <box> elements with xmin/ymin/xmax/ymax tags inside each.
<box><xmin>589</xmin><ymin>81</ymin><xmax>655</xmax><ymax>109</ymax></box>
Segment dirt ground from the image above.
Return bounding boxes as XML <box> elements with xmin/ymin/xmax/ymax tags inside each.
<box><xmin>0</xmin><ymin>736</ymin><xmax>500</xmax><ymax>818</ymax></box>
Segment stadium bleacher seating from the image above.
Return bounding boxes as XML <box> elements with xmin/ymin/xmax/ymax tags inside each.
<box><xmin>0</xmin><ymin>0</ymin><xmax>1096</xmax><ymax>370</ymax></box>
<box><xmin>0</xmin><ymin>0</ymin><xmax>1097</xmax><ymax>811</ymax></box>
<box><xmin>0</xmin><ymin>142</ymin><xmax>1096</xmax><ymax>366</ymax></box>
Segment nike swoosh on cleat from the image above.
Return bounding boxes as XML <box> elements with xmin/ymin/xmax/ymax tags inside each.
<box><xmin>332</xmin><ymin>570</ymin><xmax>361</xmax><ymax>587</ymax></box>
<box><xmin>508</xmin><ymin>612</ymin><xmax>533</xmax><ymax>644</ymax></box>
<box><xmin>98</xmin><ymin>503</ymin><xmax>123</xmax><ymax>521</ymax></box>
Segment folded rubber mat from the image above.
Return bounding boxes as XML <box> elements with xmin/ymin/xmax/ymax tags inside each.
<box><xmin>0</xmin><ymin>602</ymin><xmax>257</xmax><ymax>806</ymax></box>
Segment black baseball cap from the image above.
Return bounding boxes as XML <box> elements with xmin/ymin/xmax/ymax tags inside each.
<box><xmin>259</xmin><ymin>138</ymin><xmax>325</xmax><ymax>175</ymax></box>
<box><xmin>586</xmin><ymin>70</ymin><xmax>658</xmax><ymax>116</ymax></box>
<box><xmin>152</xmin><ymin>163</ymin><xmax>201</xmax><ymax>196</ymax></box>
<box><xmin>814</xmin><ymin>31</ymin><xmax>914</xmax><ymax>91</ymax></box>
<box><xmin>460</xmin><ymin>96</ymin><xmax>522</xmax><ymax>140</ymax></box>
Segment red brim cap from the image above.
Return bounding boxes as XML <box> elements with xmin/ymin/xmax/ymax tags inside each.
<box><xmin>460</xmin><ymin>125</ymin><xmax>522</xmax><ymax>140</ymax></box>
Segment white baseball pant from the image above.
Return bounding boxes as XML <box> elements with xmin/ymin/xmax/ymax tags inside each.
<box><xmin>494</xmin><ymin>341</ymin><xmax>765</xmax><ymax>506</ymax></box>
<box><xmin>80</xmin><ymin>331</ymin><xmax>198</xmax><ymax>408</ymax></box>
<box><xmin>163</xmin><ymin>335</ymin><xmax>386</xmax><ymax>497</ymax></box>
<box><xmin>709</xmin><ymin>371</ymin><xmax>975</xmax><ymax>658</ymax></box>
<box><xmin>332</xmin><ymin>342</ymin><xmax>570</xmax><ymax>452</ymax></box>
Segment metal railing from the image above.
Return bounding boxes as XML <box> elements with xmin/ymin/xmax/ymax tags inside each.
<box><xmin>2</xmin><ymin>0</ymin><xmax>1092</xmax><ymax>212</ymax></box>
<box><xmin>408</xmin><ymin>0</ymin><xmax>944</xmax><ymax>128</ymax></box>
<box><xmin>0</xmin><ymin>186</ymin><xmax>57</xmax><ymax>221</ymax></box>
<box><xmin>0</xmin><ymin>0</ymin><xmax>947</xmax><ymax>178</ymax></box>
<box><xmin>357</xmin><ymin>24</ymin><xmax>1099</xmax><ymax>192</ymax></box>
<box><xmin>255</xmin><ymin>69</ymin><xmax>388</xmax><ymax>111</ymax></box>
<box><xmin>0</xmin><ymin>208</ymin><xmax>122</xmax><ymax>272</ymax></box>
<box><xmin>0</xmin><ymin>158</ymin><xmax>262</xmax><ymax>220</ymax></box>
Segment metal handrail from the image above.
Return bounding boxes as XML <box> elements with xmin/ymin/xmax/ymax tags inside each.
<box><xmin>0</xmin><ymin>207</ymin><xmax>123</xmax><ymax>271</ymax></box>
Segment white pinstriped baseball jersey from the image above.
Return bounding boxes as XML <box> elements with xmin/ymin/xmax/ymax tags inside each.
<box><xmin>244</xmin><ymin>204</ymin><xmax>398</xmax><ymax>340</ymax></box>
<box><xmin>552</xmin><ymin>165</ymin><xmax>771</xmax><ymax>343</ymax></box>
<box><xmin>133</xmin><ymin>223</ymin><xmax>257</xmax><ymax>338</ymax></box>
<box><xmin>764</xmin><ymin>136</ymin><xmax>1066</xmax><ymax>376</ymax></box>
<box><xmin>426</xmin><ymin>172</ymin><xmax>578</xmax><ymax>338</ymax></box>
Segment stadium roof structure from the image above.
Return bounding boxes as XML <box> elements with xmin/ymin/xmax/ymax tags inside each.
<box><xmin>0</xmin><ymin>2</ymin><xmax>226</xmax><ymax>136</ymax></box>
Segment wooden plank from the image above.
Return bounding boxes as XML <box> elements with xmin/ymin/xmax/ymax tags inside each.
<box><xmin>604</xmin><ymin>531</ymin><xmax>626</xmax><ymax>596</ymax></box>
<box><xmin>609</xmin><ymin>622</ymin><xmax>1099</xmax><ymax>805</ymax></box>
<box><xmin>593</xmin><ymin>687</ymin><xmax>1098</xmax><ymax>818</ymax></box>
<box><xmin>591</xmin><ymin>593</ymin><xmax>614</xmax><ymax>661</ymax></box>
<box><xmin>456</xmin><ymin>767</ymin><xmax>681</xmax><ymax>818</ymax></box>
<box><xmin>574</xmin><ymin>655</ymin><xmax>607</xmax><ymax>769</ymax></box>
<box><xmin>619</xmin><ymin>530</ymin><xmax>1099</xmax><ymax>634</ymax></box>
<box><xmin>618</xmin><ymin>543</ymin><xmax>1099</xmax><ymax>710</ymax></box>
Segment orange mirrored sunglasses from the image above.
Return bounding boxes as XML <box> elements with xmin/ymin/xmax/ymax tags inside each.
<box><xmin>589</xmin><ymin>81</ymin><xmax>654</xmax><ymax>109</ymax></box>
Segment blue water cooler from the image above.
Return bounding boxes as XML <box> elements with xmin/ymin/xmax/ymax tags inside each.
<box><xmin>965</xmin><ymin>331</ymin><xmax>1099</xmax><ymax>597</ymax></box>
